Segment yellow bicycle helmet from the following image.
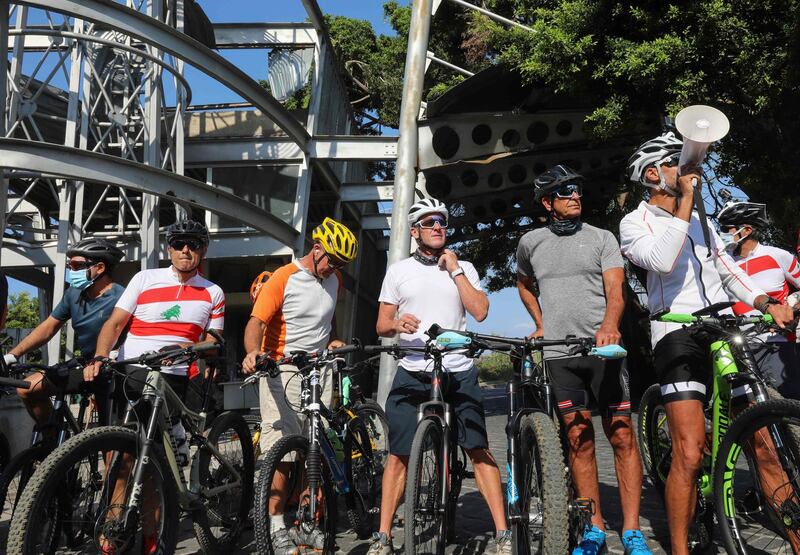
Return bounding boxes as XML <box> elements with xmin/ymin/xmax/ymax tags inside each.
<box><xmin>311</xmin><ymin>217</ymin><xmax>358</xmax><ymax>263</ymax></box>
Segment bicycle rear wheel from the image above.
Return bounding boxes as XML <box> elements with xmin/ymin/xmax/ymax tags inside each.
<box><xmin>344</xmin><ymin>405</ymin><xmax>386</xmax><ymax>538</ymax></box>
<box><xmin>194</xmin><ymin>411</ymin><xmax>255</xmax><ymax>551</ymax></box>
<box><xmin>405</xmin><ymin>418</ymin><xmax>445</xmax><ymax>555</ymax></box>
<box><xmin>715</xmin><ymin>398</ymin><xmax>800</xmax><ymax>554</ymax></box>
<box><xmin>513</xmin><ymin>412</ymin><xmax>569</xmax><ymax>555</ymax></box>
<box><xmin>7</xmin><ymin>426</ymin><xmax>178</xmax><ymax>554</ymax></box>
<box><xmin>253</xmin><ymin>435</ymin><xmax>336</xmax><ymax>555</ymax></box>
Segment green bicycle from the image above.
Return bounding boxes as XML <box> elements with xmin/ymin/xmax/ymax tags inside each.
<box><xmin>638</xmin><ymin>301</ymin><xmax>800</xmax><ymax>553</ymax></box>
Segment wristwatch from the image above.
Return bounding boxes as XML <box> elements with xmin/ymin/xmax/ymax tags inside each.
<box><xmin>450</xmin><ymin>267</ymin><xmax>465</xmax><ymax>279</ymax></box>
<box><xmin>755</xmin><ymin>296</ymin><xmax>780</xmax><ymax>313</ymax></box>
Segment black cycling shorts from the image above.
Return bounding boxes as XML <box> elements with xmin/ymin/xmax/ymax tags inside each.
<box><xmin>547</xmin><ymin>355</ymin><xmax>631</xmax><ymax>418</ymax></box>
<box><xmin>114</xmin><ymin>366</ymin><xmax>188</xmax><ymax>420</ymax></box>
<box><xmin>40</xmin><ymin>367</ymin><xmax>114</xmax><ymax>426</ymax></box>
<box><xmin>653</xmin><ymin>328</ymin><xmax>714</xmax><ymax>404</ymax></box>
<box><xmin>750</xmin><ymin>342</ymin><xmax>800</xmax><ymax>400</ymax></box>
<box><xmin>384</xmin><ymin>366</ymin><xmax>489</xmax><ymax>457</ymax></box>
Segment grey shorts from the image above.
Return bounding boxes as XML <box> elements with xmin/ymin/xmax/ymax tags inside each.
<box><xmin>384</xmin><ymin>366</ymin><xmax>488</xmax><ymax>457</ymax></box>
<box><xmin>258</xmin><ymin>363</ymin><xmax>333</xmax><ymax>453</ymax></box>
<box><xmin>751</xmin><ymin>342</ymin><xmax>800</xmax><ymax>400</ymax></box>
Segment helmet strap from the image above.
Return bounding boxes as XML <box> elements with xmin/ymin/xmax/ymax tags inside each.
<box><xmin>414</xmin><ymin>236</ymin><xmax>445</xmax><ymax>259</ymax></box>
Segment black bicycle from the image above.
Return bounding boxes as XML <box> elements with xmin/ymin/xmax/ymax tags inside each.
<box><xmin>427</xmin><ymin>326</ymin><xmax>628</xmax><ymax>555</ymax></box>
<box><xmin>7</xmin><ymin>332</ymin><xmax>254</xmax><ymax>554</ymax></box>
<box><xmin>248</xmin><ymin>342</ymin><xmax>387</xmax><ymax>553</ymax></box>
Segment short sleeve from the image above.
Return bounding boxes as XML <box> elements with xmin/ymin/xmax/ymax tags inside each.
<box><xmin>251</xmin><ymin>265</ymin><xmax>292</xmax><ymax>324</ymax></box>
<box><xmin>600</xmin><ymin>230</ymin><xmax>625</xmax><ymax>272</ymax></box>
<box><xmin>515</xmin><ymin>236</ymin><xmax>534</xmax><ymax>278</ymax></box>
<box><xmin>207</xmin><ymin>286</ymin><xmax>225</xmax><ymax>331</ymax></box>
<box><xmin>378</xmin><ymin>265</ymin><xmax>399</xmax><ymax>305</ymax></box>
<box><xmin>115</xmin><ymin>271</ymin><xmax>145</xmax><ymax>314</ymax></box>
<box><xmin>462</xmin><ymin>262</ymin><xmax>483</xmax><ymax>292</ymax></box>
<box><xmin>50</xmin><ymin>288</ymin><xmax>73</xmax><ymax>321</ymax></box>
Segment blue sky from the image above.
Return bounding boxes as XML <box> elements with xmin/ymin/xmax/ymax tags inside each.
<box><xmin>7</xmin><ymin>0</ymin><xmax>533</xmax><ymax>337</ymax></box>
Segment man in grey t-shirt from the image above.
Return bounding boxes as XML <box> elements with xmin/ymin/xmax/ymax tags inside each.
<box><xmin>516</xmin><ymin>165</ymin><xmax>651</xmax><ymax>555</ymax></box>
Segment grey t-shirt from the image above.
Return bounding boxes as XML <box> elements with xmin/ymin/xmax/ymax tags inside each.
<box><xmin>516</xmin><ymin>223</ymin><xmax>624</xmax><ymax>358</ymax></box>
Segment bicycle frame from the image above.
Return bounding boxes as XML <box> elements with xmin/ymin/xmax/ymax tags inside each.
<box><xmin>115</xmin><ymin>369</ymin><xmax>243</xmax><ymax>530</ymax></box>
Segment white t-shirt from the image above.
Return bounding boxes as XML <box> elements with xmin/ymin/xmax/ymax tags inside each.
<box><xmin>116</xmin><ymin>267</ymin><xmax>225</xmax><ymax>375</ymax></box>
<box><xmin>378</xmin><ymin>257</ymin><xmax>484</xmax><ymax>372</ymax></box>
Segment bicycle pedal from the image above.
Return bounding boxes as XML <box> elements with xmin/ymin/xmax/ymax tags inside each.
<box><xmin>463</xmin><ymin>470</ymin><xmax>475</xmax><ymax>479</ymax></box>
<box><xmin>574</xmin><ymin>497</ymin><xmax>596</xmax><ymax>515</ymax></box>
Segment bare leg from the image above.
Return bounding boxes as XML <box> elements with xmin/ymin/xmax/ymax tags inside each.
<box><xmin>377</xmin><ymin>454</ymin><xmax>408</xmax><ymax>536</ymax></box>
<box><xmin>466</xmin><ymin>447</ymin><xmax>508</xmax><ymax>532</ymax></box>
<box><xmin>663</xmin><ymin>400</ymin><xmax>705</xmax><ymax>555</ymax></box>
<box><xmin>563</xmin><ymin>410</ymin><xmax>605</xmax><ymax>529</ymax></box>
<box><xmin>602</xmin><ymin>415</ymin><xmax>643</xmax><ymax>531</ymax></box>
<box><xmin>17</xmin><ymin>373</ymin><xmax>55</xmax><ymax>434</ymax></box>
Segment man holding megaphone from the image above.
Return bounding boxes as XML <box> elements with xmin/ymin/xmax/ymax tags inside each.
<box><xmin>619</xmin><ymin>129</ymin><xmax>796</xmax><ymax>555</ymax></box>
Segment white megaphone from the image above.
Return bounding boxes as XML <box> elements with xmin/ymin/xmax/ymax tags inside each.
<box><xmin>675</xmin><ymin>104</ymin><xmax>730</xmax><ymax>171</ymax></box>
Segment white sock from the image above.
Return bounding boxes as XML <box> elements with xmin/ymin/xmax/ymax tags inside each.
<box><xmin>270</xmin><ymin>514</ymin><xmax>286</xmax><ymax>533</ymax></box>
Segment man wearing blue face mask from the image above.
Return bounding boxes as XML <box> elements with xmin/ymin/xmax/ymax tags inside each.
<box><xmin>4</xmin><ymin>238</ymin><xmax>125</xmax><ymax>430</ymax></box>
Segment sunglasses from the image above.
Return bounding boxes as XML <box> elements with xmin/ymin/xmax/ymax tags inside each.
<box><xmin>169</xmin><ymin>239</ymin><xmax>204</xmax><ymax>252</ymax></box>
<box><xmin>659</xmin><ymin>154</ymin><xmax>680</xmax><ymax>168</ymax></box>
<box><xmin>415</xmin><ymin>215</ymin><xmax>448</xmax><ymax>229</ymax></box>
<box><xmin>325</xmin><ymin>253</ymin><xmax>346</xmax><ymax>270</ymax></box>
<box><xmin>66</xmin><ymin>259</ymin><xmax>98</xmax><ymax>271</ymax></box>
<box><xmin>552</xmin><ymin>183</ymin><xmax>583</xmax><ymax>199</ymax></box>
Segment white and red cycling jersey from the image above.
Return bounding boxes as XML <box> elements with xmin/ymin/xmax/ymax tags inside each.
<box><xmin>115</xmin><ymin>267</ymin><xmax>225</xmax><ymax>375</ymax></box>
<box><xmin>731</xmin><ymin>243</ymin><xmax>800</xmax><ymax>342</ymax></box>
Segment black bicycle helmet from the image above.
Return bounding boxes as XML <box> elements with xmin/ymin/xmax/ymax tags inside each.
<box><xmin>717</xmin><ymin>202</ymin><xmax>768</xmax><ymax>229</ymax></box>
<box><xmin>166</xmin><ymin>219</ymin><xmax>210</xmax><ymax>245</ymax></box>
<box><xmin>534</xmin><ymin>164</ymin><xmax>584</xmax><ymax>201</ymax></box>
<box><xmin>66</xmin><ymin>238</ymin><xmax>125</xmax><ymax>267</ymax></box>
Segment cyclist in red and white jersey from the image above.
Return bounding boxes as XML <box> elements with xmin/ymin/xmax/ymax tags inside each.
<box><xmin>717</xmin><ymin>201</ymin><xmax>800</xmax><ymax>397</ymax></box>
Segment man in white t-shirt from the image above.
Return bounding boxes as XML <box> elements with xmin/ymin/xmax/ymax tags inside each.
<box><xmin>368</xmin><ymin>199</ymin><xmax>511</xmax><ymax>555</ymax></box>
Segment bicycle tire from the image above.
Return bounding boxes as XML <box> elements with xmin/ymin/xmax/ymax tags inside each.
<box><xmin>253</xmin><ymin>434</ymin><xmax>336</xmax><ymax>555</ymax></box>
<box><xmin>0</xmin><ymin>432</ymin><xmax>10</xmax><ymax>474</ymax></box>
<box><xmin>714</xmin><ymin>398</ymin><xmax>800</xmax><ymax>554</ymax></box>
<box><xmin>7</xmin><ymin>426</ymin><xmax>179</xmax><ymax>554</ymax></box>
<box><xmin>344</xmin><ymin>409</ymin><xmax>381</xmax><ymax>538</ymax></box>
<box><xmin>0</xmin><ymin>444</ymin><xmax>49</xmax><ymax>539</ymax></box>
<box><xmin>512</xmin><ymin>412</ymin><xmax>569</xmax><ymax>555</ymax></box>
<box><xmin>405</xmin><ymin>418</ymin><xmax>445</xmax><ymax>555</ymax></box>
<box><xmin>194</xmin><ymin>411</ymin><xmax>255</xmax><ymax>552</ymax></box>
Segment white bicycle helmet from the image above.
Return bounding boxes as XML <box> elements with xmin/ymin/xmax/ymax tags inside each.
<box><xmin>627</xmin><ymin>132</ymin><xmax>683</xmax><ymax>194</ymax></box>
<box><xmin>408</xmin><ymin>198</ymin><xmax>449</xmax><ymax>225</ymax></box>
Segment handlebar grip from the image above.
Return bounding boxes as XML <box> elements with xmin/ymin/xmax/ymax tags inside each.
<box><xmin>330</xmin><ymin>344</ymin><xmax>361</xmax><ymax>356</ymax></box>
<box><xmin>363</xmin><ymin>345</ymin><xmax>390</xmax><ymax>354</ymax></box>
<box><xmin>0</xmin><ymin>377</ymin><xmax>30</xmax><ymax>389</ymax></box>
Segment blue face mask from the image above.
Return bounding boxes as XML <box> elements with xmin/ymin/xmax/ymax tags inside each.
<box><xmin>67</xmin><ymin>269</ymin><xmax>94</xmax><ymax>290</ymax></box>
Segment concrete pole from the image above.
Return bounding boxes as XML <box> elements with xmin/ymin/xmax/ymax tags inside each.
<box><xmin>376</xmin><ymin>0</ymin><xmax>434</xmax><ymax>408</ymax></box>
<box><xmin>0</xmin><ymin>0</ymin><xmax>8</xmax><ymax>269</ymax></box>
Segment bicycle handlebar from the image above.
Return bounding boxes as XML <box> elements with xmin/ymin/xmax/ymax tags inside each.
<box><xmin>244</xmin><ymin>341</ymin><xmax>363</xmax><ymax>385</ymax></box>
<box><xmin>429</xmin><ymin>325</ymin><xmax>595</xmax><ymax>350</ymax></box>
<box><xmin>0</xmin><ymin>376</ymin><xmax>30</xmax><ymax>389</ymax></box>
<box><xmin>105</xmin><ymin>341</ymin><xmax>221</xmax><ymax>372</ymax></box>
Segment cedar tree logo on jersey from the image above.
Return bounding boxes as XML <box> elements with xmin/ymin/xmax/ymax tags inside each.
<box><xmin>161</xmin><ymin>304</ymin><xmax>181</xmax><ymax>320</ymax></box>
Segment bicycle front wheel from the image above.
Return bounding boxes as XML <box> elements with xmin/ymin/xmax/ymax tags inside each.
<box><xmin>405</xmin><ymin>418</ymin><xmax>445</xmax><ymax>555</ymax></box>
<box><xmin>194</xmin><ymin>411</ymin><xmax>255</xmax><ymax>551</ymax></box>
<box><xmin>715</xmin><ymin>398</ymin><xmax>800</xmax><ymax>554</ymax></box>
<box><xmin>7</xmin><ymin>426</ymin><xmax>178</xmax><ymax>554</ymax></box>
<box><xmin>0</xmin><ymin>444</ymin><xmax>49</xmax><ymax>542</ymax></box>
<box><xmin>513</xmin><ymin>412</ymin><xmax>569</xmax><ymax>555</ymax></box>
<box><xmin>253</xmin><ymin>435</ymin><xmax>336</xmax><ymax>555</ymax></box>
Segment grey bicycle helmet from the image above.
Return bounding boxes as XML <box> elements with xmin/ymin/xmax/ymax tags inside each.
<box><xmin>627</xmin><ymin>132</ymin><xmax>683</xmax><ymax>189</ymax></box>
<box><xmin>66</xmin><ymin>238</ymin><xmax>125</xmax><ymax>267</ymax></box>
<box><xmin>166</xmin><ymin>219</ymin><xmax>209</xmax><ymax>245</ymax></box>
<box><xmin>533</xmin><ymin>164</ymin><xmax>584</xmax><ymax>202</ymax></box>
<box><xmin>718</xmin><ymin>202</ymin><xmax>768</xmax><ymax>229</ymax></box>
<box><xmin>408</xmin><ymin>198</ymin><xmax>448</xmax><ymax>225</ymax></box>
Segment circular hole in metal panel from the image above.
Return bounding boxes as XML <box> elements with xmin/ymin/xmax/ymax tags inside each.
<box><xmin>471</xmin><ymin>124</ymin><xmax>492</xmax><ymax>145</ymax></box>
<box><xmin>473</xmin><ymin>205</ymin><xmax>487</xmax><ymax>220</ymax></box>
<box><xmin>432</xmin><ymin>125</ymin><xmax>460</xmax><ymax>159</ymax></box>
<box><xmin>502</xmin><ymin>129</ymin><xmax>521</xmax><ymax>148</ymax></box>
<box><xmin>508</xmin><ymin>164</ymin><xmax>526</xmax><ymax>184</ymax></box>
<box><xmin>490</xmin><ymin>199</ymin><xmax>507</xmax><ymax>214</ymax></box>
<box><xmin>426</xmin><ymin>173</ymin><xmax>452</xmax><ymax>198</ymax></box>
<box><xmin>461</xmin><ymin>169</ymin><xmax>479</xmax><ymax>187</ymax></box>
<box><xmin>556</xmin><ymin>120</ymin><xmax>573</xmax><ymax>137</ymax></box>
<box><xmin>526</xmin><ymin>121</ymin><xmax>549</xmax><ymax>144</ymax></box>
<box><xmin>533</xmin><ymin>162</ymin><xmax>547</xmax><ymax>175</ymax></box>
<box><xmin>488</xmin><ymin>173</ymin><xmax>503</xmax><ymax>189</ymax></box>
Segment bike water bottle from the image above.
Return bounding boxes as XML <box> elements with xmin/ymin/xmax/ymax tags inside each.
<box><xmin>522</xmin><ymin>358</ymin><xmax>534</xmax><ymax>380</ymax></box>
<box><xmin>326</xmin><ymin>428</ymin><xmax>345</xmax><ymax>462</ymax></box>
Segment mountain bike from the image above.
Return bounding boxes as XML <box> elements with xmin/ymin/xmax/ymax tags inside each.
<box><xmin>364</xmin><ymin>327</ymin><xmax>493</xmax><ymax>555</ymax></box>
<box><xmin>637</xmin><ymin>301</ymin><xmax>800</xmax><ymax>553</ymax></box>
<box><xmin>248</xmin><ymin>341</ymin><xmax>387</xmax><ymax>553</ymax></box>
<box><xmin>7</xmin><ymin>333</ymin><xmax>255</xmax><ymax>554</ymax></box>
<box><xmin>0</xmin><ymin>357</ymin><xmax>97</xmax><ymax>543</ymax></box>
<box><xmin>428</xmin><ymin>325</ymin><xmax>628</xmax><ymax>555</ymax></box>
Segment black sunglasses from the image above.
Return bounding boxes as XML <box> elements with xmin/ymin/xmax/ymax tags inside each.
<box><xmin>660</xmin><ymin>154</ymin><xmax>680</xmax><ymax>168</ymax></box>
<box><xmin>325</xmin><ymin>253</ymin><xmax>346</xmax><ymax>270</ymax></box>
<box><xmin>66</xmin><ymin>259</ymin><xmax>99</xmax><ymax>271</ymax></box>
<box><xmin>552</xmin><ymin>183</ymin><xmax>583</xmax><ymax>199</ymax></box>
<box><xmin>169</xmin><ymin>239</ymin><xmax>204</xmax><ymax>252</ymax></box>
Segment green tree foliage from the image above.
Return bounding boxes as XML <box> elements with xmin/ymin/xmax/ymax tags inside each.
<box><xmin>475</xmin><ymin>351</ymin><xmax>513</xmax><ymax>382</ymax></box>
<box><xmin>5</xmin><ymin>293</ymin><xmax>39</xmax><ymax>329</ymax></box>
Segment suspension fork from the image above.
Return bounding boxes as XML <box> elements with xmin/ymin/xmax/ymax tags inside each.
<box><xmin>306</xmin><ymin>365</ymin><xmax>323</xmax><ymax>522</ymax></box>
<box><xmin>506</xmin><ymin>377</ymin><xmax>519</xmax><ymax>519</ymax></box>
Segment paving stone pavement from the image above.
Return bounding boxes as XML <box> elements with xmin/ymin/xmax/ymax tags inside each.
<box><xmin>176</xmin><ymin>385</ymin><xmax>727</xmax><ymax>554</ymax></box>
